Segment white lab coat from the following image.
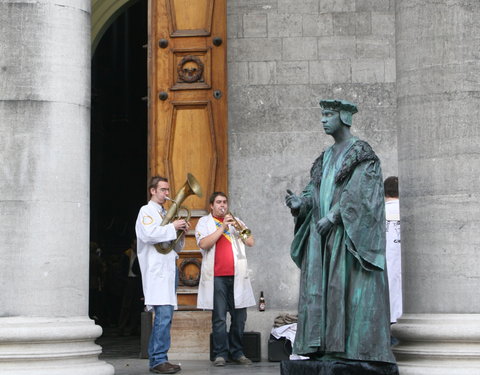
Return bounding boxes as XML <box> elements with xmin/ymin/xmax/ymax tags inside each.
<box><xmin>385</xmin><ymin>199</ymin><xmax>402</xmax><ymax>323</ymax></box>
<box><xmin>195</xmin><ymin>214</ymin><xmax>256</xmax><ymax>310</ymax></box>
<box><xmin>135</xmin><ymin>200</ymin><xmax>184</xmax><ymax>308</ymax></box>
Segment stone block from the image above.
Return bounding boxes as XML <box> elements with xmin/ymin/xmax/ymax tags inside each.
<box><xmin>227</xmin><ymin>13</ymin><xmax>243</xmax><ymax>38</ymax></box>
<box><xmin>283</xmin><ymin>37</ymin><xmax>317</xmax><ymax>61</ymax></box>
<box><xmin>228</xmin><ymin>62</ymin><xmax>249</xmax><ymax>85</ymax></box>
<box><xmin>371</xmin><ymin>13</ymin><xmax>395</xmax><ymax>36</ymax></box>
<box><xmin>320</xmin><ymin>0</ymin><xmax>355</xmax><ymax>12</ymax></box>
<box><xmin>276</xmin><ymin>61</ymin><xmax>309</xmax><ymax>84</ymax></box>
<box><xmin>356</xmin><ymin>35</ymin><xmax>394</xmax><ymax>59</ymax></box>
<box><xmin>302</xmin><ymin>13</ymin><xmax>333</xmax><ymax>36</ymax></box>
<box><xmin>317</xmin><ymin>36</ymin><xmax>356</xmax><ymax>59</ymax></box>
<box><xmin>268</xmin><ymin>13</ymin><xmax>303</xmax><ymax>37</ymax></box>
<box><xmin>352</xmin><ymin>59</ymin><xmax>385</xmax><ymax>83</ymax></box>
<box><xmin>333</xmin><ymin>12</ymin><xmax>372</xmax><ymax>36</ymax></box>
<box><xmin>248</xmin><ymin>61</ymin><xmax>276</xmax><ymax>85</ymax></box>
<box><xmin>278</xmin><ymin>0</ymin><xmax>319</xmax><ymax>14</ymax></box>
<box><xmin>243</xmin><ymin>13</ymin><xmax>267</xmax><ymax>37</ymax></box>
<box><xmin>384</xmin><ymin>58</ymin><xmax>396</xmax><ymax>83</ymax></box>
<box><xmin>228</xmin><ymin>0</ymin><xmax>277</xmax><ymax>14</ymax></box>
<box><xmin>309</xmin><ymin>60</ymin><xmax>351</xmax><ymax>84</ymax></box>
<box><xmin>228</xmin><ymin>38</ymin><xmax>282</xmax><ymax>62</ymax></box>
<box><xmin>228</xmin><ymin>85</ymin><xmax>278</xmax><ymax>115</ymax></box>
<box><xmin>169</xmin><ymin>311</ymin><xmax>212</xmax><ymax>360</ymax></box>
<box><xmin>356</xmin><ymin>0</ymin><xmax>392</xmax><ymax>12</ymax></box>
<box><xmin>275</xmin><ymin>84</ymin><xmax>319</xmax><ymax>109</ymax></box>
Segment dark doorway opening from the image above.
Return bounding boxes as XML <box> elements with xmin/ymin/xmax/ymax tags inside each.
<box><xmin>90</xmin><ymin>0</ymin><xmax>147</xmax><ymax>337</ymax></box>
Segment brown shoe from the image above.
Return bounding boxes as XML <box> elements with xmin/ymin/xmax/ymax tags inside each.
<box><xmin>232</xmin><ymin>355</ymin><xmax>252</xmax><ymax>365</ymax></box>
<box><xmin>168</xmin><ymin>362</ymin><xmax>181</xmax><ymax>372</ymax></box>
<box><xmin>150</xmin><ymin>362</ymin><xmax>181</xmax><ymax>374</ymax></box>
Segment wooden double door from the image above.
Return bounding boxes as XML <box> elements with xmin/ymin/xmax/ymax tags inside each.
<box><xmin>148</xmin><ymin>0</ymin><xmax>227</xmax><ymax>308</ymax></box>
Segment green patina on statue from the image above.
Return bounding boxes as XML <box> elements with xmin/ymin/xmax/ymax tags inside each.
<box><xmin>285</xmin><ymin>99</ymin><xmax>396</xmax><ymax>364</ymax></box>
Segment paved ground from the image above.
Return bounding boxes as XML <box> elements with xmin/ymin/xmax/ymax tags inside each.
<box><xmin>98</xmin><ymin>332</ymin><xmax>280</xmax><ymax>375</ymax></box>
<box><xmin>106</xmin><ymin>358</ymin><xmax>280</xmax><ymax>375</ymax></box>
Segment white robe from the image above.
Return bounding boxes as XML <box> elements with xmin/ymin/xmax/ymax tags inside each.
<box><xmin>385</xmin><ymin>199</ymin><xmax>402</xmax><ymax>323</ymax></box>
<box><xmin>135</xmin><ymin>200</ymin><xmax>184</xmax><ymax>308</ymax></box>
<box><xmin>195</xmin><ymin>214</ymin><xmax>256</xmax><ymax>310</ymax></box>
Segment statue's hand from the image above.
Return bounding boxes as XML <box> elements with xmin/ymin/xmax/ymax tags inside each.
<box><xmin>316</xmin><ymin>217</ymin><xmax>333</xmax><ymax>235</ymax></box>
<box><xmin>285</xmin><ymin>189</ymin><xmax>302</xmax><ymax>210</ymax></box>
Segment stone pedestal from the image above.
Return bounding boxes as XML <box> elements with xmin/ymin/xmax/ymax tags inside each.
<box><xmin>0</xmin><ymin>318</ymin><xmax>112</xmax><ymax>375</ymax></box>
<box><xmin>393</xmin><ymin>0</ymin><xmax>480</xmax><ymax>373</ymax></box>
<box><xmin>392</xmin><ymin>315</ymin><xmax>480</xmax><ymax>375</ymax></box>
<box><xmin>169</xmin><ymin>311</ymin><xmax>212</xmax><ymax>360</ymax></box>
<box><xmin>0</xmin><ymin>1</ymin><xmax>112</xmax><ymax>374</ymax></box>
<box><xmin>280</xmin><ymin>360</ymin><xmax>399</xmax><ymax>375</ymax></box>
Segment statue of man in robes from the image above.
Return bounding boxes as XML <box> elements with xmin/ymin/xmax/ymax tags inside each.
<box><xmin>285</xmin><ymin>100</ymin><xmax>396</xmax><ymax>366</ymax></box>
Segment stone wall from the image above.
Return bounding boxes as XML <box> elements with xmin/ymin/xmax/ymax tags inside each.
<box><xmin>226</xmin><ymin>0</ymin><xmax>398</xmax><ymax>314</ymax></box>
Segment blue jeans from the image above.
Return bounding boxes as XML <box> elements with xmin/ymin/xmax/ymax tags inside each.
<box><xmin>148</xmin><ymin>267</ymin><xmax>179</xmax><ymax>368</ymax></box>
<box><xmin>212</xmin><ymin>276</ymin><xmax>247</xmax><ymax>360</ymax></box>
<box><xmin>149</xmin><ymin>305</ymin><xmax>174</xmax><ymax>368</ymax></box>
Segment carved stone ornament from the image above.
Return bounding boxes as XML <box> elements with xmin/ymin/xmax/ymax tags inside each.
<box><xmin>177</xmin><ymin>55</ymin><xmax>204</xmax><ymax>83</ymax></box>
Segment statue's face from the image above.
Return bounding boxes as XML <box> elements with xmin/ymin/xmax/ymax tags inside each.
<box><xmin>321</xmin><ymin>109</ymin><xmax>342</xmax><ymax>135</ymax></box>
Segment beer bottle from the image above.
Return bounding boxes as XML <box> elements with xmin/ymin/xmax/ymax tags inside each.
<box><xmin>258</xmin><ymin>291</ymin><xmax>266</xmax><ymax>311</ymax></box>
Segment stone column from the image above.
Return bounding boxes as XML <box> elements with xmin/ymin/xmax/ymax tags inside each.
<box><xmin>393</xmin><ymin>1</ymin><xmax>480</xmax><ymax>374</ymax></box>
<box><xmin>0</xmin><ymin>1</ymin><xmax>113</xmax><ymax>374</ymax></box>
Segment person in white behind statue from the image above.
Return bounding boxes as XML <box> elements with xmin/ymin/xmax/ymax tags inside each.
<box><xmin>384</xmin><ymin>176</ymin><xmax>402</xmax><ymax>333</ymax></box>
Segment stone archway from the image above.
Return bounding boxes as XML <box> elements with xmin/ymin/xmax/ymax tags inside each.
<box><xmin>92</xmin><ymin>0</ymin><xmax>138</xmax><ymax>52</ymax></box>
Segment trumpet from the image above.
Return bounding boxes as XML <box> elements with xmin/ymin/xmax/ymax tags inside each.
<box><xmin>223</xmin><ymin>210</ymin><xmax>252</xmax><ymax>241</ymax></box>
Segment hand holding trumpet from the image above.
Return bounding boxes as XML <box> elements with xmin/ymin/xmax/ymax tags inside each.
<box><xmin>223</xmin><ymin>210</ymin><xmax>252</xmax><ymax>241</ymax></box>
<box><xmin>219</xmin><ymin>209</ymin><xmax>237</xmax><ymax>229</ymax></box>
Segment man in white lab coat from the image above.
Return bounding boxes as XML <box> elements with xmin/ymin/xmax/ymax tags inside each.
<box><xmin>135</xmin><ymin>176</ymin><xmax>189</xmax><ymax>374</ymax></box>
<box><xmin>195</xmin><ymin>192</ymin><xmax>256</xmax><ymax>367</ymax></box>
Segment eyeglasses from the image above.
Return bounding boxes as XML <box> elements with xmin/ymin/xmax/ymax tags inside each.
<box><xmin>158</xmin><ymin>188</ymin><xmax>170</xmax><ymax>192</ymax></box>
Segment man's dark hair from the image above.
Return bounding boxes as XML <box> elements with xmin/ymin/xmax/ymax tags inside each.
<box><xmin>149</xmin><ymin>176</ymin><xmax>168</xmax><ymax>192</ymax></box>
<box><xmin>209</xmin><ymin>191</ymin><xmax>228</xmax><ymax>205</ymax></box>
<box><xmin>384</xmin><ymin>176</ymin><xmax>399</xmax><ymax>198</ymax></box>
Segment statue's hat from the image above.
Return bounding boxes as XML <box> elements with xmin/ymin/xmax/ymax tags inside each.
<box><xmin>319</xmin><ymin>99</ymin><xmax>358</xmax><ymax>126</ymax></box>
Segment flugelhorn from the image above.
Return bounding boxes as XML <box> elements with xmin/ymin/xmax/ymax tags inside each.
<box><xmin>225</xmin><ymin>211</ymin><xmax>252</xmax><ymax>241</ymax></box>
<box><xmin>154</xmin><ymin>173</ymin><xmax>203</xmax><ymax>254</ymax></box>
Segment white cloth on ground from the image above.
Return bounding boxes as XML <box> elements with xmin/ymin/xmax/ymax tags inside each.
<box><xmin>270</xmin><ymin>323</ymin><xmax>309</xmax><ymax>360</ymax></box>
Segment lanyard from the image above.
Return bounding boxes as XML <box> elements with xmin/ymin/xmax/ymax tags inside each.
<box><xmin>213</xmin><ymin>218</ymin><xmax>232</xmax><ymax>243</ymax></box>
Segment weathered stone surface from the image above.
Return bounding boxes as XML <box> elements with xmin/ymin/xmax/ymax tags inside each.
<box><xmin>268</xmin><ymin>13</ymin><xmax>303</xmax><ymax>37</ymax></box>
<box><xmin>317</xmin><ymin>36</ymin><xmax>357</xmax><ymax>59</ymax></box>
<box><xmin>243</xmin><ymin>13</ymin><xmax>267</xmax><ymax>37</ymax></box>
<box><xmin>302</xmin><ymin>13</ymin><xmax>334</xmax><ymax>37</ymax></box>
<box><xmin>352</xmin><ymin>59</ymin><xmax>388</xmax><ymax>83</ymax></box>
<box><xmin>276</xmin><ymin>62</ymin><xmax>309</xmax><ymax>85</ymax></box>
<box><xmin>309</xmin><ymin>60</ymin><xmax>351</xmax><ymax>84</ymax></box>
<box><xmin>333</xmin><ymin>12</ymin><xmax>372</xmax><ymax>36</ymax></box>
<box><xmin>228</xmin><ymin>38</ymin><xmax>282</xmax><ymax>61</ymax></box>
<box><xmin>278</xmin><ymin>0</ymin><xmax>319</xmax><ymax>14</ymax></box>
<box><xmin>248</xmin><ymin>61</ymin><xmax>276</xmax><ymax>85</ymax></box>
<box><xmin>282</xmin><ymin>37</ymin><xmax>318</xmax><ymax>61</ymax></box>
<box><xmin>320</xmin><ymin>0</ymin><xmax>355</xmax><ymax>13</ymax></box>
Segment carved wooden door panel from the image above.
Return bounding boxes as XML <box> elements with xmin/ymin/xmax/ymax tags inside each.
<box><xmin>148</xmin><ymin>0</ymin><xmax>227</xmax><ymax>308</ymax></box>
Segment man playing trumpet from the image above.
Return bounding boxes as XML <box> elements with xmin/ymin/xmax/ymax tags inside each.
<box><xmin>195</xmin><ymin>192</ymin><xmax>255</xmax><ymax>367</ymax></box>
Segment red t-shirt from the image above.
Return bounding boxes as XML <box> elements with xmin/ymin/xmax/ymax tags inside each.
<box><xmin>213</xmin><ymin>217</ymin><xmax>234</xmax><ymax>276</ymax></box>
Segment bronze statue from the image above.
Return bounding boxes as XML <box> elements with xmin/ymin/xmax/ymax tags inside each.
<box><xmin>285</xmin><ymin>100</ymin><xmax>396</xmax><ymax>367</ymax></box>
